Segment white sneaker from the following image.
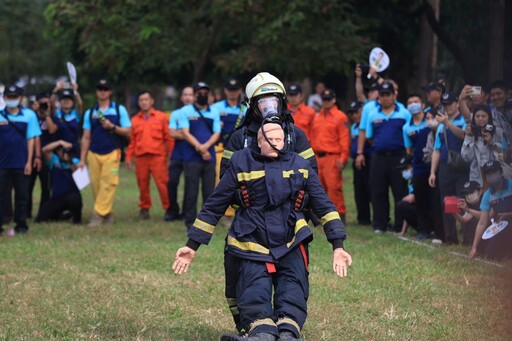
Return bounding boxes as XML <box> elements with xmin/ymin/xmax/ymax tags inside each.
<box><xmin>431</xmin><ymin>239</ymin><xmax>443</xmax><ymax>245</ymax></box>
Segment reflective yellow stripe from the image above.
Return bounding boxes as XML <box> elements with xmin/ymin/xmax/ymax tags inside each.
<box><xmin>299</xmin><ymin>148</ymin><xmax>314</xmax><ymax>160</ymax></box>
<box><xmin>226</xmin><ymin>297</ymin><xmax>239</xmax><ymax>315</ymax></box>
<box><xmin>237</xmin><ymin>170</ymin><xmax>265</xmax><ymax>181</ymax></box>
<box><xmin>223</xmin><ymin>149</ymin><xmax>234</xmax><ymax>160</ymax></box>
<box><xmin>249</xmin><ymin>318</ymin><xmax>276</xmax><ymax>332</ymax></box>
<box><xmin>227</xmin><ymin>236</ymin><xmax>270</xmax><ymax>254</ymax></box>
<box><xmin>320</xmin><ymin>211</ymin><xmax>341</xmax><ymax>225</ymax></box>
<box><xmin>287</xmin><ymin>219</ymin><xmax>309</xmax><ymax>247</ymax></box>
<box><xmin>283</xmin><ymin>170</ymin><xmax>295</xmax><ymax>178</ymax></box>
<box><xmin>298</xmin><ymin>168</ymin><xmax>309</xmax><ymax>179</ymax></box>
<box><xmin>193</xmin><ymin>218</ymin><xmax>215</xmax><ymax>234</ymax></box>
<box><xmin>277</xmin><ymin>317</ymin><xmax>301</xmax><ymax>333</ymax></box>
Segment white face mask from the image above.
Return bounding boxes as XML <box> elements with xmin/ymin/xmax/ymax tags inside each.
<box><xmin>402</xmin><ymin>169</ymin><xmax>413</xmax><ymax>181</ymax></box>
<box><xmin>465</xmin><ymin>191</ymin><xmax>480</xmax><ymax>205</ymax></box>
<box><xmin>426</xmin><ymin>119</ymin><xmax>439</xmax><ymax>129</ymax></box>
<box><xmin>4</xmin><ymin>99</ymin><xmax>20</xmax><ymax>108</ymax></box>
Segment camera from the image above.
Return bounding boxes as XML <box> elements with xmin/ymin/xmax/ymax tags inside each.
<box><xmin>39</xmin><ymin>102</ymin><xmax>49</xmax><ymax>111</ymax></box>
<box><xmin>483</xmin><ymin>124</ymin><xmax>495</xmax><ymax>134</ymax></box>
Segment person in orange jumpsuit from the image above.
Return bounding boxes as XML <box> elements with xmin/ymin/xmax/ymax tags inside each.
<box><xmin>126</xmin><ymin>90</ymin><xmax>174</xmax><ymax>220</ymax></box>
<box><xmin>310</xmin><ymin>89</ymin><xmax>350</xmax><ymax>219</ymax></box>
<box><xmin>286</xmin><ymin>84</ymin><xmax>316</xmax><ymax>141</ymax></box>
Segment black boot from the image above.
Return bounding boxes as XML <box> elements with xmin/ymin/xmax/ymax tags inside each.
<box><xmin>220</xmin><ymin>332</ymin><xmax>277</xmax><ymax>341</ymax></box>
<box><xmin>278</xmin><ymin>331</ymin><xmax>304</xmax><ymax>341</ymax></box>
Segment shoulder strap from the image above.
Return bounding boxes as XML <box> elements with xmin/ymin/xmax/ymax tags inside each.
<box><xmin>0</xmin><ymin>109</ymin><xmax>26</xmax><ymax>139</ymax></box>
<box><xmin>193</xmin><ymin>105</ymin><xmax>214</xmax><ymax>134</ymax></box>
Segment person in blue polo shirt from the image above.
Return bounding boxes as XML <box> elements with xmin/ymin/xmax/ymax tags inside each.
<box><xmin>37</xmin><ymin>140</ymin><xmax>82</xmax><ymax>224</ymax></box>
<box><xmin>178</xmin><ymin>82</ymin><xmax>221</xmax><ymax>230</ymax></box>
<box><xmin>365</xmin><ymin>81</ymin><xmax>410</xmax><ymax>233</ymax></box>
<box><xmin>428</xmin><ymin>92</ymin><xmax>468</xmax><ymax>244</ymax></box>
<box><xmin>0</xmin><ymin>84</ymin><xmax>41</xmax><ymax>235</ymax></box>
<box><xmin>469</xmin><ymin>161</ymin><xmax>512</xmax><ymax>260</ymax></box>
<box><xmin>348</xmin><ymin>100</ymin><xmax>371</xmax><ymax>225</ymax></box>
<box><xmin>52</xmin><ymin>81</ymin><xmax>83</xmax><ymax>156</ymax></box>
<box><xmin>403</xmin><ymin>93</ymin><xmax>435</xmax><ymax>239</ymax></box>
<box><xmin>79</xmin><ymin>79</ymin><xmax>132</xmax><ymax>227</ymax></box>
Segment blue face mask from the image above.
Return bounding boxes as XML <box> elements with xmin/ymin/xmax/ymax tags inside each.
<box><xmin>407</xmin><ymin>102</ymin><xmax>422</xmax><ymax>115</ymax></box>
<box><xmin>402</xmin><ymin>169</ymin><xmax>413</xmax><ymax>181</ymax></box>
<box><xmin>4</xmin><ymin>99</ymin><xmax>20</xmax><ymax>108</ymax></box>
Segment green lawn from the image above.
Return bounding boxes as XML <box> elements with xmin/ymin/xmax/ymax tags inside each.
<box><xmin>1</xmin><ymin>166</ymin><xmax>511</xmax><ymax>340</ymax></box>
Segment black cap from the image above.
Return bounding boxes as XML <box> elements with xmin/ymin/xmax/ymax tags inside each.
<box><xmin>193</xmin><ymin>81</ymin><xmax>210</xmax><ymax>92</ymax></box>
<box><xmin>225</xmin><ymin>77</ymin><xmax>241</xmax><ymax>90</ymax></box>
<box><xmin>287</xmin><ymin>84</ymin><xmax>302</xmax><ymax>95</ymax></box>
<box><xmin>347</xmin><ymin>101</ymin><xmax>363</xmax><ymax>112</ymax></box>
<box><xmin>59</xmin><ymin>89</ymin><xmax>74</xmax><ymax>101</ymax></box>
<box><xmin>396</xmin><ymin>155</ymin><xmax>413</xmax><ymax>170</ymax></box>
<box><xmin>482</xmin><ymin>160</ymin><xmax>503</xmax><ymax>174</ymax></box>
<box><xmin>369</xmin><ymin>83</ymin><xmax>379</xmax><ymax>91</ymax></box>
<box><xmin>460</xmin><ymin>181</ymin><xmax>480</xmax><ymax>194</ymax></box>
<box><xmin>96</xmin><ymin>79</ymin><xmax>112</xmax><ymax>90</ymax></box>
<box><xmin>421</xmin><ymin>82</ymin><xmax>444</xmax><ymax>92</ymax></box>
<box><xmin>379</xmin><ymin>82</ymin><xmax>394</xmax><ymax>94</ymax></box>
<box><xmin>441</xmin><ymin>92</ymin><xmax>458</xmax><ymax>104</ymax></box>
<box><xmin>4</xmin><ymin>84</ymin><xmax>23</xmax><ymax>97</ymax></box>
<box><xmin>321</xmin><ymin>89</ymin><xmax>335</xmax><ymax>100</ymax></box>
<box><xmin>36</xmin><ymin>92</ymin><xmax>50</xmax><ymax>101</ymax></box>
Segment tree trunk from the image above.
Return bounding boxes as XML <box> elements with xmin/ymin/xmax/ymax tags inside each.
<box><xmin>489</xmin><ymin>0</ymin><xmax>505</xmax><ymax>81</ymax></box>
<box><xmin>417</xmin><ymin>4</ymin><xmax>434</xmax><ymax>87</ymax></box>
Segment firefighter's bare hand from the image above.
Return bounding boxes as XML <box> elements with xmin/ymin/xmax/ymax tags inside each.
<box><xmin>173</xmin><ymin>246</ymin><xmax>196</xmax><ymax>275</ymax></box>
<box><xmin>333</xmin><ymin>248</ymin><xmax>352</xmax><ymax>278</ymax></box>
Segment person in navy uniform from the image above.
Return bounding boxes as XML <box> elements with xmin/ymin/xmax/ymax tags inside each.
<box><xmin>173</xmin><ymin>123</ymin><xmax>352</xmax><ymax>341</ymax></box>
<box><xmin>37</xmin><ymin>140</ymin><xmax>82</xmax><ymax>224</ymax></box>
<box><xmin>0</xmin><ymin>84</ymin><xmax>41</xmax><ymax>235</ymax></box>
<box><xmin>177</xmin><ymin>82</ymin><xmax>221</xmax><ymax>230</ymax></box>
<box><xmin>52</xmin><ymin>82</ymin><xmax>83</xmax><ymax>156</ymax></box>
<box><xmin>348</xmin><ymin>100</ymin><xmax>371</xmax><ymax>225</ymax></box>
<box><xmin>365</xmin><ymin>82</ymin><xmax>411</xmax><ymax>233</ymax></box>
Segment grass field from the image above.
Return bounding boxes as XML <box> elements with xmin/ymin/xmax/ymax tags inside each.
<box><xmin>1</xmin><ymin>166</ymin><xmax>511</xmax><ymax>340</ymax></box>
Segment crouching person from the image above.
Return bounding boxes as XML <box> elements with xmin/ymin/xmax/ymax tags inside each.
<box><xmin>37</xmin><ymin>140</ymin><xmax>82</xmax><ymax>224</ymax></box>
<box><xmin>173</xmin><ymin>123</ymin><xmax>352</xmax><ymax>341</ymax></box>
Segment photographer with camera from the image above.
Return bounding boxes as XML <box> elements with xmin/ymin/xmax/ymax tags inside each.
<box><xmin>461</xmin><ymin>105</ymin><xmax>510</xmax><ymax>186</ymax></box>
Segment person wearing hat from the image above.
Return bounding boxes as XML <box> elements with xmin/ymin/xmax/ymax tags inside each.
<box><xmin>310</xmin><ymin>88</ymin><xmax>350</xmax><ymax>220</ymax></box>
<box><xmin>402</xmin><ymin>93</ymin><xmax>438</xmax><ymax>240</ymax></box>
<box><xmin>428</xmin><ymin>91</ymin><xmax>468</xmax><ymax>244</ymax></box>
<box><xmin>52</xmin><ymin>81</ymin><xmax>83</xmax><ymax>156</ymax></box>
<box><xmin>219</xmin><ymin>72</ymin><xmax>318</xmax><ymax>334</ymax></box>
<box><xmin>451</xmin><ymin>181</ymin><xmax>484</xmax><ymax>247</ymax></box>
<box><xmin>365</xmin><ymin>81</ymin><xmax>410</xmax><ymax>233</ymax></box>
<box><xmin>173</xmin><ymin>123</ymin><xmax>351</xmax><ymax>341</ymax></box>
<box><xmin>165</xmin><ymin>86</ymin><xmax>195</xmax><ymax>222</ymax></box>
<box><xmin>421</xmin><ymin>81</ymin><xmax>445</xmax><ymax>114</ymax></box>
<box><xmin>79</xmin><ymin>79</ymin><xmax>132</xmax><ymax>227</ymax></box>
<box><xmin>175</xmin><ymin>81</ymin><xmax>221</xmax><ymax>230</ymax></box>
<box><xmin>286</xmin><ymin>84</ymin><xmax>315</xmax><ymax>141</ymax></box>
<box><xmin>394</xmin><ymin>155</ymin><xmax>418</xmax><ymax>237</ymax></box>
<box><xmin>348</xmin><ymin>100</ymin><xmax>371</xmax><ymax>225</ymax></box>
<box><xmin>125</xmin><ymin>90</ymin><xmax>174</xmax><ymax>221</ymax></box>
<box><xmin>0</xmin><ymin>84</ymin><xmax>42</xmax><ymax>236</ymax></box>
<box><xmin>470</xmin><ymin>161</ymin><xmax>512</xmax><ymax>260</ymax></box>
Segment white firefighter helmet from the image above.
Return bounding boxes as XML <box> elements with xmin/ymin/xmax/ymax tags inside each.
<box><xmin>245</xmin><ymin>72</ymin><xmax>285</xmax><ymax>101</ymax></box>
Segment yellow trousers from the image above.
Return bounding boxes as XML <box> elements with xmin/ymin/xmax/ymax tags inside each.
<box><xmin>87</xmin><ymin>149</ymin><xmax>120</xmax><ymax>216</ymax></box>
<box><xmin>215</xmin><ymin>143</ymin><xmax>235</xmax><ymax>217</ymax></box>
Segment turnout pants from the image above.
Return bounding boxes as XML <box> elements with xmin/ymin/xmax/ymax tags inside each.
<box><xmin>369</xmin><ymin>153</ymin><xmax>408</xmax><ymax>231</ymax></box>
<box><xmin>135</xmin><ymin>154</ymin><xmax>169</xmax><ymax>210</ymax></box>
<box><xmin>233</xmin><ymin>245</ymin><xmax>309</xmax><ymax>338</ymax></box>
<box><xmin>317</xmin><ymin>154</ymin><xmax>346</xmax><ymax>215</ymax></box>
<box><xmin>0</xmin><ymin>169</ymin><xmax>29</xmax><ymax>232</ymax></box>
<box><xmin>183</xmin><ymin>161</ymin><xmax>215</xmax><ymax>229</ymax></box>
<box><xmin>87</xmin><ymin>149</ymin><xmax>121</xmax><ymax>216</ymax></box>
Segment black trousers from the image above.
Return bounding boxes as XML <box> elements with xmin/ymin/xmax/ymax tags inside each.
<box><xmin>28</xmin><ymin>162</ymin><xmax>51</xmax><ymax>219</ymax></box>
<box><xmin>430</xmin><ymin>180</ymin><xmax>446</xmax><ymax>241</ymax></box>
<box><xmin>412</xmin><ymin>173</ymin><xmax>433</xmax><ymax>235</ymax></box>
<box><xmin>396</xmin><ymin>200</ymin><xmax>417</xmax><ymax>230</ymax></box>
<box><xmin>167</xmin><ymin>160</ymin><xmax>184</xmax><ymax>219</ymax></box>
<box><xmin>183</xmin><ymin>161</ymin><xmax>215</xmax><ymax>229</ymax></box>
<box><xmin>369</xmin><ymin>153</ymin><xmax>408</xmax><ymax>231</ymax></box>
<box><xmin>438</xmin><ymin>162</ymin><xmax>468</xmax><ymax>244</ymax></box>
<box><xmin>3</xmin><ymin>180</ymin><xmax>13</xmax><ymax>224</ymax></box>
<box><xmin>37</xmin><ymin>192</ymin><xmax>83</xmax><ymax>224</ymax></box>
<box><xmin>352</xmin><ymin>159</ymin><xmax>371</xmax><ymax>224</ymax></box>
<box><xmin>0</xmin><ymin>169</ymin><xmax>30</xmax><ymax>232</ymax></box>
